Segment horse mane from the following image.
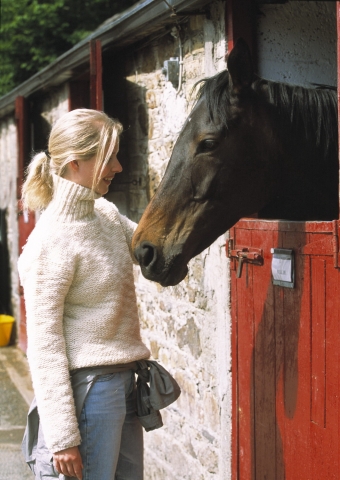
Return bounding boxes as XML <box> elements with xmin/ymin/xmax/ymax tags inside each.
<box><xmin>196</xmin><ymin>71</ymin><xmax>338</xmax><ymax>154</ymax></box>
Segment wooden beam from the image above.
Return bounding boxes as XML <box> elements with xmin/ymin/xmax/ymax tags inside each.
<box><xmin>90</xmin><ymin>39</ymin><xmax>103</xmax><ymax>110</ymax></box>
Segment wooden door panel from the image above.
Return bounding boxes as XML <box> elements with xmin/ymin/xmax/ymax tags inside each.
<box><xmin>283</xmin><ymin>255</ymin><xmax>312</xmax><ymax>480</ymax></box>
<box><xmin>231</xmin><ymin>220</ymin><xmax>340</xmax><ymax>479</ymax></box>
<box><xmin>252</xmin><ymin>228</ymin><xmax>277</xmax><ymax>480</ymax></box>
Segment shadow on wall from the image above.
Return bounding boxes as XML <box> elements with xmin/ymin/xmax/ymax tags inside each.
<box><xmin>0</xmin><ymin>209</ymin><xmax>11</xmax><ymax>316</ymax></box>
<box><xmin>105</xmin><ymin>74</ymin><xmax>149</xmax><ymax>222</ymax></box>
<box><xmin>0</xmin><ymin>209</ymin><xmax>16</xmax><ymax>344</ymax></box>
<box><xmin>250</xmin><ymin>226</ymin><xmax>302</xmax><ymax>479</ymax></box>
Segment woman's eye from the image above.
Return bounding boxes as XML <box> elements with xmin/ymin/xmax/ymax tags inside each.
<box><xmin>198</xmin><ymin>139</ymin><xmax>218</xmax><ymax>153</ymax></box>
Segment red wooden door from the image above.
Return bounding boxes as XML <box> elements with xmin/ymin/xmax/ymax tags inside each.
<box><xmin>230</xmin><ymin>219</ymin><xmax>340</xmax><ymax>479</ymax></box>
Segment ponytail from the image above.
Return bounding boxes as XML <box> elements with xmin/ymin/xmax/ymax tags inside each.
<box><xmin>21</xmin><ymin>152</ymin><xmax>54</xmax><ymax>211</ymax></box>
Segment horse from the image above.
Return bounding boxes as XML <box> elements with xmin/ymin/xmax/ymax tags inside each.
<box><xmin>131</xmin><ymin>38</ymin><xmax>338</xmax><ymax>287</ymax></box>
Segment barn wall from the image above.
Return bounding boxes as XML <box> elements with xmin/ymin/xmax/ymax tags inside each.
<box><xmin>40</xmin><ymin>84</ymin><xmax>69</xmax><ymax>127</ymax></box>
<box><xmin>256</xmin><ymin>1</ymin><xmax>336</xmax><ymax>86</ymax></box>
<box><xmin>32</xmin><ymin>83</ymin><xmax>69</xmax><ymax>152</ymax></box>
<box><xmin>122</xmin><ymin>2</ymin><xmax>232</xmax><ymax>478</ymax></box>
<box><xmin>0</xmin><ymin>116</ymin><xmax>19</xmax><ymax>322</ymax></box>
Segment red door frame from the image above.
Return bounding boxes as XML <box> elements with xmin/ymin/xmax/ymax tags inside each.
<box><xmin>69</xmin><ymin>39</ymin><xmax>102</xmax><ymax>112</ymax></box>
<box><xmin>90</xmin><ymin>39</ymin><xmax>103</xmax><ymax>111</ymax></box>
<box><xmin>225</xmin><ymin>2</ymin><xmax>255</xmax><ymax>475</ymax></box>
<box><xmin>16</xmin><ymin>95</ymin><xmax>35</xmax><ymax>352</ymax></box>
<box><xmin>226</xmin><ymin>1</ymin><xmax>340</xmax><ymax>477</ymax></box>
<box><xmin>225</xmin><ymin>0</ymin><xmax>254</xmax><ymax>55</ymax></box>
<box><xmin>338</xmin><ymin>3</ymin><xmax>340</xmax><ymax>178</ymax></box>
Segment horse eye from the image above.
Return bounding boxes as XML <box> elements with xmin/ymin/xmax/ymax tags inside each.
<box><xmin>198</xmin><ymin>139</ymin><xmax>218</xmax><ymax>153</ymax></box>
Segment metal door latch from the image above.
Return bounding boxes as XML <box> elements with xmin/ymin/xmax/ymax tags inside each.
<box><xmin>226</xmin><ymin>241</ymin><xmax>264</xmax><ymax>278</ymax></box>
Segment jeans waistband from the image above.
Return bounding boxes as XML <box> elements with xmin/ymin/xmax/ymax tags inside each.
<box><xmin>70</xmin><ymin>361</ymin><xmax>138</xmax><ymax>377</ymax></box>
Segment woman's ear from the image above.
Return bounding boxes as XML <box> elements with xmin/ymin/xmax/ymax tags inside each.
<box><xmin>69</xmin><ymin>160</ymin><xmax>79</xmax><ymax>171</ymax></box>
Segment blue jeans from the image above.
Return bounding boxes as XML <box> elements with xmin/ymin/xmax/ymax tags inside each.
<box><xmin>33</xmin><ymin>370</ymin><xmax>143</xmax><ymax>480</ymax></box>
<box><xmin>77</xmin><ymin>370</ymin><xmax>143</xmax><ymax>480</ymax></box>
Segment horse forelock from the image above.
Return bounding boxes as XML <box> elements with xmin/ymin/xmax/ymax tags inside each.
<box><xmin>194</xmin><ymin>70</ymin><xmax>232</xmax><ymax>125</ymax></box>
<box><xmin>195</xmin><ymin>70</ymin><xmax>338</xmax><ymax>156</ymax></box>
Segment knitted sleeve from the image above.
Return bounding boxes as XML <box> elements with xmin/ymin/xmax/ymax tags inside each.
<box><xmin>19</xmin><ymin>235</ymin><xmax>81</xmax><ymax>453</ymax></box>
<box><xmin>118</xmin><ymin>213</ymin><xmax>138</xmax><ymax>264</ymax></box>
<box><xmin>95</xmin><ymin>198</ymin><xmax>138</xmax><ymax>263</ymax></box>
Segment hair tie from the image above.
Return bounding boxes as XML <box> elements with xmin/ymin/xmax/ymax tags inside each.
<box><xmin>44</xmin><ymin>149</ymin><xmax>51</xmax><ymax>160</ymax></box>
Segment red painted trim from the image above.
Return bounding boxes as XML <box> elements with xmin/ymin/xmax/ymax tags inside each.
<box><xmin>15</xmin><ymin>96</ymin><xmax>28</xmax><ymax>199</ymax></box>
<box><xmin>90</xmin><ymin>39</ymin><xmax>103</xmax><ymax>110</ymax></box>
<box><xmin>15</xmin><ymin>95</ymin><xmax>32</xmax><ymax>352</ymax></box>
<box><xmin>230</xmin><ymin>226</ymin><xmax>239</xmax><ymax>480</ymax></box>
<box><xmin>225</xmin><ymin>0</ymin><xmax>254</xmax><ymax>56</ymax></box>
<box><xmin>226</xmin><ymin>4</ymin><xmax>255</xmax><ymax>476</ymax></box>
<box><xmin>226</xmin><ymin>0</ymin><xmax>235</xmax><ymax>53</ymax></box>
<box><xmin>337</xmin><ymin>2</ymin><xmax>340</xmax><ymax>219</ymax></box>
<box><xmin>337</xmin><ymin>2</ymin><xmax>340</xmax><ymax>472</ymax></box>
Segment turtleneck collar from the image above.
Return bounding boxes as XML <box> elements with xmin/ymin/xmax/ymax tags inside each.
<box><xmin>47</xmin><ymin>174</ymin><xmax>101</xmax><ymax>221</ymax></box>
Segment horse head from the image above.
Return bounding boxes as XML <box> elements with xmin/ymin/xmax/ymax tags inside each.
<box><xmin>132</xmin><ymin>39</ymin><xmax>337</xmax><ymax>286</ymax></box>
<box><xmin>132</xmin><ymin>39</ymin><xmax>281</xmax><ymax>286</ymax></box>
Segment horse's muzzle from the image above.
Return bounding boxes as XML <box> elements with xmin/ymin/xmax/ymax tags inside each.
<box><xmin>133</xmin><ymin>241</ymin><xmax>188</xmax><ymax>286</ymax></box>
<box><xmin>134</xmin><ymin>241</ymin><xmax>158</xmax><ymax>269</ymax></box>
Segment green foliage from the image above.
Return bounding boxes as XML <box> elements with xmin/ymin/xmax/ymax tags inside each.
<box><xmin>0</xmin><ymin>0</ymin><xmax>136</xmax><ymax>97</ymax></box>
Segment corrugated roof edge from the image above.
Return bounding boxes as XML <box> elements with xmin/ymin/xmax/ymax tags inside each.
<box><xmin>0</xmin><ymin>0</ymin><xmax>211</xmax><ymax>118</ymax></box>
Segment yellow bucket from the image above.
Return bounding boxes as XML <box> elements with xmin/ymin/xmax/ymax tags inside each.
<box><xmin>0</xmin><ymin>315</ymin><xmax>15</xmax><ymax>347</ymax></box>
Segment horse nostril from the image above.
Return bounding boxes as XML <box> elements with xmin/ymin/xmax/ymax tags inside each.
<box><xmin>135</xmin><ymin>241</ymin><xmax>158</xmax><ymax>268</ymax></box>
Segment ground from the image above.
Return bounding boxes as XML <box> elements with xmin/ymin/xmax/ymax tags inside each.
<box><xmin>0</xmin><ymin>346</ymin><xmax>34</xmax><ymax>480</ymax></box>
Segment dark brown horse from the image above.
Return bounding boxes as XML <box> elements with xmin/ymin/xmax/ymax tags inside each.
<box><xmin>132</xmin><ymin>39</ymin><xmax>338</xmax><ymax>286</ymax></box>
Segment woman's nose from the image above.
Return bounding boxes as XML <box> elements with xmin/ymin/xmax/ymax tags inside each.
<box><xmin>113</xmin><ymin>157</ymin><xmax>123</xmax><ymax>173</ymax></box>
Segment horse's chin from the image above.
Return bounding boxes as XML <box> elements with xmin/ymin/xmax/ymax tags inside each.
<box><xmin>140</xmin><ymin>264</ymin><xmax>189</xmax><ymax>287</ymax></box>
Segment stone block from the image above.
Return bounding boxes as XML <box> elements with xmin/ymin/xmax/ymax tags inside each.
<box><xmin>176</xmin><ymin>317</ymin><xmax>202</xmax><ymax>359</ymax></box>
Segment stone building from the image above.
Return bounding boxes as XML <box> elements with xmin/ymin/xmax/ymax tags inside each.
<box><xmin>1</xmin><ymin>1</ymin><xmax>336</xmax><ymax>478</ymax></box>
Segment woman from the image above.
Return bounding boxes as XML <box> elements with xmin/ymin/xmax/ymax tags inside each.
<box><xmin>18</xmin><ymin>109</ymin><xmax>152</xmax><ymax>480</ymax></box>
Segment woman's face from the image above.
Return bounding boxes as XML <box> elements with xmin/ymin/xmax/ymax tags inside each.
<box><xmin>69</xmin><ymin>142</ymin><xmax>123</xmax><ymax>195</ymax></box>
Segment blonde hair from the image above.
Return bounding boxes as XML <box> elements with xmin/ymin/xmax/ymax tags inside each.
<box><xmin>22</xmin><ymin>109</ymin><xmax>123</xmax><ymax>211</ymax></box>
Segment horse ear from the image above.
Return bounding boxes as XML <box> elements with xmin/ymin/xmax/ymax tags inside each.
<box><xmin>227</xmin><ymin>38</ymin><xmax>254</xmax><ymax>92</ymax></box>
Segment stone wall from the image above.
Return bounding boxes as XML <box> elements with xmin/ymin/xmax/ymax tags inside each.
<box><xmin>123</xmin><ymin>2</ymin><xmax>232</xmax><ymax>478</ymax></box>
<box><xmin>39</xmin><ymin>84</ymin><xmax>69</xmax><ymax>129</ymax></box>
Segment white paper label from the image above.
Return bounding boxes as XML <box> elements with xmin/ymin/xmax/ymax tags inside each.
<box><xmin>271</xmin><ymin>255</ymin><xmax>292</xmax><ymax>282</ymax></box>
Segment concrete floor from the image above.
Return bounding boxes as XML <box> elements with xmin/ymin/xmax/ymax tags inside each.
<box><xmin>0</xmin><ymin>346</ymin><xmax>34</xmax><ymax>480</ymax></box>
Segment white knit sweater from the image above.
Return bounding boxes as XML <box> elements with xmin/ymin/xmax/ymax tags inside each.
<box><xmin>18</xmin><ymin>175</ymin><xmax>150</xmax><ymax>453</ymax></box>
